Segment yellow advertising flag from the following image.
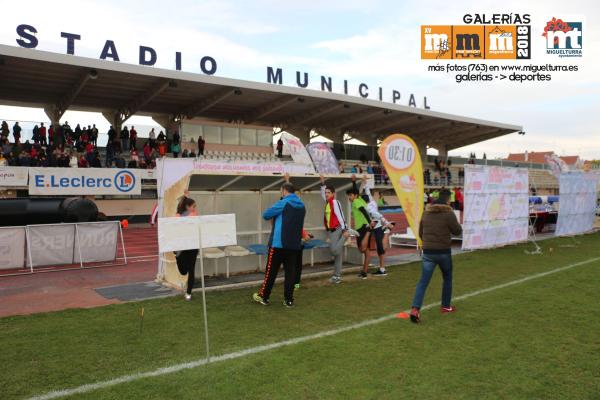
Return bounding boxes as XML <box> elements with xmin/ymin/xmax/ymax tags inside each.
<box><xmin>378</xmin><ymin>134</ymin><xmax>424</xmax><ymax>245</ymax></box>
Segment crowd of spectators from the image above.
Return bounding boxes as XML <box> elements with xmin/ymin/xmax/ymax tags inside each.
<box><xmin>0</xmin><ymin>120</ymin><xmax>195</xmax><ymax>169</ymax></box>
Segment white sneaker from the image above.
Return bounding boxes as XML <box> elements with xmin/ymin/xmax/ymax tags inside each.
<box><xmin>184</xmin><ymin>293</ymin><xmax>192</xmax><ymax>301</ymax></box>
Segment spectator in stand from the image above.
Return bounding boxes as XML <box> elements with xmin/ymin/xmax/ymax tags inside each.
<box><xmin>276</xmin><ymin>138</ymin><xmax>283</xmax><ymax>158</ymax></box>
<box><xmin>91</xmin><ymin>150</ymin><xmax>102</xmax><ymax>167</ymax></box>
<box><xmin>172</xmin><ymin>131</ymin><xmax>181</xmax><ymax>158</ymax></box>
<box><xmin>143</xmin><ymin>141</ymin><xmax>152</xmax><ymax>163</ymax></box>
<box><xmin>197</xmin><ymin>135</ymin><xmax>205</xmax><ymax>156</ymax></box>
<box><xmin>1</xmin><ymin>121</ymin><xmax>9</xmax><ymax>140</ymax></box>
<box><xmin>158</xmin><ymin>140</ymin><xmax>167</xmax><ymax>158</ymax></box>
<box><xmin>130</xmin><ymin>147</ymin><xmax>139</xmax><ymax>164</ymax></box>
<box><xmin>73</xmin><ymin>124</ymin><xmax>82</xmax><ymax>144</ymax></box>
<box><xmin>105</xmin><ymin>139</ymin><xmax>115</xmax><ymax>167</ymax></box>
<box><xmin>367</xmin><ymin>162</ymin><xmax>374</xmax><ymax>175</ymax></box>
<box><xmin>171</xmin><ymin>140</ymin><xmax>181</xmax><ymax>158</ymax></box>
<box><xmin>0</xmin><ymin>152</ymin><xmax>6</xmax><ymax>166</ymax></box>
<box><xmin>424</xmin><ymin>168</ymin><xmax>431</xmax><ymax>186</ymax></box>
<box><xmin>12</xmin><ymin>122</ymin><xmax>21</xmax><ymax>144</ymax></box>
<box><xmin>189</xmin><ymin>150</ymin><xmax>196</xmax><ymax>158</ymax></box>
<box><xmin>149</xmin><ymin>128</ymin><xmax>156</xmax><ymax>147</ymax></box>
<box><xmin>78</xmin><ymin>153</ymin><xmax>89</xmax><ymax>168</ymax></box>
<box><xmin>7</xmin><ymin>151</ymin><xmax>17</xmax><ymax>166</ymax></box>
<box><xmin>115</xmin><ymin>154</ymin><xmax>126</xmax><ymax>168</ymax></box>
<box><xmin>338</xmin><ymin>161</ymin><xmax>345</xmax><ymax>174</ymax></box>
<box><xmin>181</xmin><ymin>149</ymin><xmax>189</xmax><ymax>158</ymax></box>
<box><xmin>120</xmin><ymin>126</ymin><xmax>130</xmax><ymax>152</ymax></box>
<box><xmin>454</xmin><ymin>187</ymin><xmax>464</xmax><ymax>212</ymax></box>
<box><xmin>62</xmin><ymin>121</ymin><xmax>72</xmax><ymax>142</ymax></box>
<box><xmin>157</xmin><ymin>130</ymin><xmax>166</xmax><ymax>142</ymax></box>
<box><xmin>129</xmin><ymin>126</ymin><xmax>137</xmax><ymax>150</ymax></box>
<box><xmin>19</xmin><ymin>149</ymin><xmax>31</xmax><ymax>166</ymax></box>
<box><xmin>91</xmin><ymin>124</ymin><xmax>98</xmax><ymax>146</ymax></box>
<box><xmin>382</xmin><ymin>167</ymin><xmax>389</xmax><ymax>185</ymax></box>
<box><xmin>32</xmin><ymin>124</ymin><xmax>40</xmax><ymax>144</ymax></box>
<box><xmin>107</xmin><ymin>124</ymin><xmax>117</xmax><ymax>146</ymax></box>
<box><xmin>446</xmin><ymin>168</ymin><xmax>452</xmax><ymax>185</ymax></box>
<box><xmin>2</xmin><ymin>138</ymin><xmax>10</xmax><ymax>155</ymax></box>
<box><xmin>69</xmin><ymin>151</ymin><xmax>78</xmax><ymax>168</ymax></box>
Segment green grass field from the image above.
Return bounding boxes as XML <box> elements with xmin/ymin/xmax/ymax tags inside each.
<box><xmin>2</xmin><ymin>234</ymin><xmax>600</xmax><ymax>400</ymax></box>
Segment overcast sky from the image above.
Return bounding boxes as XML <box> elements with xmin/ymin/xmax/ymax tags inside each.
<box><xmin>0</xmin><ymin>0</ymin><xmax>598</xmax><ymax>159</ymax></box>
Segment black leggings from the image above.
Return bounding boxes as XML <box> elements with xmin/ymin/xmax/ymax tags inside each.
<box><xmin>369</xmin><ymin>227</ymin><xmax>386</xmax><ymax>256</ymax></box>
<box><xmin>176</xmin><ymin>249</ymin><xmax>199</xmax><ymax>294</ymax></box>
<box><xmin>295</xmin><ymin>246</ymin><xmax>304</xmax><ymax>285</ymax></box>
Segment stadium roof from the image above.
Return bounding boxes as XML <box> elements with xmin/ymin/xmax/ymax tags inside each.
<box><xmin>0</xmin><ymin>44</ymin><xmax>522</xmax><ymax>151</ymax></box>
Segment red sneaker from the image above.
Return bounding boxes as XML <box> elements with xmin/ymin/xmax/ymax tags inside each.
<box><xmin>409</xmin><ymin>307</ymin><xmax>421</xmax><ymax>323</ymax></box>
<box><xmin>441</xmin><ymin>305</ymin><xmax>456</xmax><ymax>313</ymax></box>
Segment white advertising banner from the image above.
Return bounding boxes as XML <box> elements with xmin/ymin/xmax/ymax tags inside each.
<box><xmin>28</xmin><ymin>168</ymin><xmax>141</xmax><ymax>195</ymax></box>
<box><xmin>555</xmin><ymin>172</ymin><xmax>598</xmax><ymax>236</ymax></box>
<box><xmin>0</xmin><ymin>227</ymin><xmax>26</xmax><ymax>269</ymax></box>
<box><xmin>28</xmin><ymin>224</ymin><xmax>76</xmax><ymax>267</ymax></box>
<box><xmin>281</xmin><ymin>132</ymin><xmax>316</xmax><ymax>172</ymax></box>
<box><xmin>157</xmin><ymin>158</ymin><xmax>315</xmax><ymax>198</ymax></box>
<box><xmin>75</xmin><ymin>222</ymin><xmax>119</xmax><ymax>263</ymax></box>
<box><xmin>0</xmin><ymin>166</ymin><xmax>29</xmax><ymax>187</ymax></box>
<box><xmin>158</xmin><ymin>214</ymin><xmax>237</xmax><ymax>253</ymax></box>
<box><xmin>306</xmin><ymin>143</ymin><xmax>339</xmax><ymax>174</ymax></box>
<box><xmin>462</xmin><ymin>165</ymin><xmax>529</xmax><ymax>250</ymax></box>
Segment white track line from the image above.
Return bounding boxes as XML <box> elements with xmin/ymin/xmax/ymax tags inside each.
<box><xmin>29</xmin><ymin>256</ymin><xmax>600</xmax><ymax>400</ymax></box>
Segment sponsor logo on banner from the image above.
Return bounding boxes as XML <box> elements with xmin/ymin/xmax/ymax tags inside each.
<box><xmin>28</xmin><ymin>168</ymin><xmax>141</xmax><ymax>195</ymax></box>
<box><xmin>378</xmin><ymin>134</ymin><xmax>424</xmax><ymax>245</ymax></box>
<box><xmin>543</xmin><ymin>17</ymin><xmax>583</xmax><ymax>57</ymax></box>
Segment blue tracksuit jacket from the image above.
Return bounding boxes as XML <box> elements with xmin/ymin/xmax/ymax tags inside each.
<box><xmin>263</xmin><ymin>193</ymin><xmax>306</xmax><ymax>250</ymax></box>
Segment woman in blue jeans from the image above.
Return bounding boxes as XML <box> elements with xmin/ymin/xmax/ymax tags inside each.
<box><xmin>410</xmin><ymin>190</ymin><xmax>462</xmax><ymax>323</ymax></box>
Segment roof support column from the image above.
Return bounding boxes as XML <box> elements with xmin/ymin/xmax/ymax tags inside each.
<box><xmin>44</xmin><ymin>106</ymin><xmax>62</xmax><ymax>129</ymax></box>
<box><xmin>102</xmin><ymin>111</ymin><xmax>123</xmax><ymax>137</ymax></box>
<box><xmin>152</xmin><ymin>114</ymin><xmax>180</xmax><ymax>135</ymax></box>
<box><xmin>436</xmin><ymin>144</ymin><xmax>448</xmax><ymax>160</ymax></box>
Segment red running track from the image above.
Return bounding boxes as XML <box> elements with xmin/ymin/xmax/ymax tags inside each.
<box><xmin>0</xmin><ymin>226</ymin><xmax>159</xmax><ymax>318</ymax></box>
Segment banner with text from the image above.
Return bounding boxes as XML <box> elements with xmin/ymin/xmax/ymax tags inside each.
<box><xmin>28</xmin><ymin>224</ymin><xmax>76</xmax><ymax>267</ymax></box>
<box><xmin>0</xmin><ymin>166</ymin><xmax>29</xmax><ymax>187</ymax></box>
<box><xmin>462</xmin><ymin>165</ymin><xmax>529</xmax><ymax>250</ymax></box>
<box><xmin>75</xmin><ymin>222</ymin><xmax>119</xmax><ymax>263</ymax></box>
<box><xmin>555</xmin><ymin>172</ymin><xmax>598</xmax><ymax>236</ymax></box>
<box><xmin>306</xmin><ymin>143</ymin><xmax>340</xmax><ymax>174</ymax></box>
<box><xmin>378</xmin><ymin>134</ymin><xmax>424</xmax><ymax>245</ymax></box>
<box><xmin>28</xmin><ymin>168</ymin><xmax>141</xmax><ymax>195</ymax></box>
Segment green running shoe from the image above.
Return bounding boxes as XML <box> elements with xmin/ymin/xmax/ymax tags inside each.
<box><xmin>252</xmin><ymin>292</ymin><xmax>269</xmax><ymax>306</ymax></box>
<box><xmin>294</xmin><ymin>283</ymin><xmax>301</xmax><ymax>289</ymax></box>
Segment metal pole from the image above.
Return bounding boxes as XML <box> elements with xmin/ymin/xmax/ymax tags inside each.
<box><xmin>25</xmin><ymin>226</ymin><xmax>34</xmax><ymax>273</ymax></box>
<box><xmin>257</xmin><ymin>191</ymin><xmax>263</xmax><ymax>271</ymax></box>
<box><xmin>198</xmin><ymin>230</ymin><xmax>210</xmax><ymax>362</ymax></box>
<box><xmin>119</xmin><ymin>221</ymin><xmax>128</xmax><ymax>264</ymax></box>
<box><xmin>75</xmin><ymin>224</ymin><xmax>84</xmax><ymax>268</ymax></box>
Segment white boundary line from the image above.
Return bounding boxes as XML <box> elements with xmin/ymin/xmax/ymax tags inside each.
<box><xmin>29</xmin><ymin>256</ymin><xmax>600</xmax><ymax>400</ymax></box>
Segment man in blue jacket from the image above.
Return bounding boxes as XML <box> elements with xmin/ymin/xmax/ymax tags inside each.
<box><xmin>253</xmin><ymin>182</ymin><xmax>306</xmax><ymax>307</ymax></box>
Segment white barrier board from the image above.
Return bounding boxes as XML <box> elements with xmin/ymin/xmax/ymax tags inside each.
<box><xmin>0</xmin><ymin>227</ymin><xmax>26</xmax><ymax>269</ymax></box>
<box><xmin>158</xmin><ymin>214</ymin><xmax>237</xmax><ymax>253</ymax></box>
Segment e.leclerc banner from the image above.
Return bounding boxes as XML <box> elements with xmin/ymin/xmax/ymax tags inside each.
<box><xmin>378</xmin><ymin>134</ymin><xmax>424</xmax><ymax>245</ymax></box>
<box><xmin>28</xmin><ymin>168</ymin><xmax>141</xmax><ymax>195</ymax></box>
